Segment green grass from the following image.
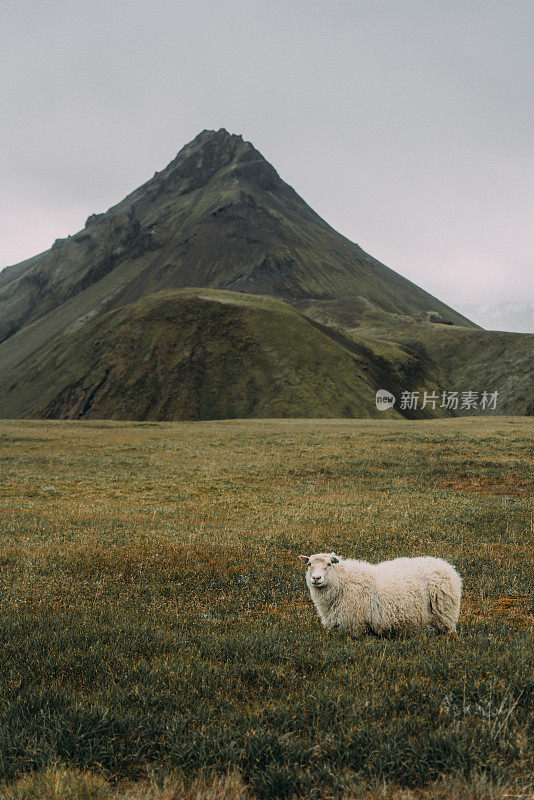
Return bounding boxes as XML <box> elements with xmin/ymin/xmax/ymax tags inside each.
<box><xmin>0</xmin><ymin>417</ymin><xmax>532</xmax><ymax>799</ymax></box>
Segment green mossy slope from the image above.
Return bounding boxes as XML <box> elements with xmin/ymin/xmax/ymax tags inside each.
<box><xmin>0</xmin><ymin>289</ymin><xmax>393</xmax><ymax>420</ymax></box>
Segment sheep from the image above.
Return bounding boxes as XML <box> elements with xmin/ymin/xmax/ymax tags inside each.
<box><xmin>299</xmin><ymin>552</ymin><xmax>461</xmax><ymax>638</ymax></box>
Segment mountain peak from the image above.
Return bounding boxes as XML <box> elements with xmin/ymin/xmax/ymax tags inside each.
<box><xmin>192</xmin><ymin>127</ymin><xmax>242</xmax><ymax>144</ymax></box>
<box><xmin>161</xmin><ymin>129</ymin><xmax>282</xmax><ymax>194</ymax></box>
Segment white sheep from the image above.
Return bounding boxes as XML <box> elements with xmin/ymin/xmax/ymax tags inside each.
<box><xmin>299</xmin><ymin>552</ymin><xmax>462</xmax><ymax>637</ymax></box>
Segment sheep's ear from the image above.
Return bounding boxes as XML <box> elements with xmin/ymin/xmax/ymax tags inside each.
<box><xmin>331</xmin><ymin>555</ymin><xmax>340</xmax><ymax>564</ymax></box>
<box><xmin>298</xmin><ymin>555</ymin><xmax>310</xmax><ymax>564</ymax></box>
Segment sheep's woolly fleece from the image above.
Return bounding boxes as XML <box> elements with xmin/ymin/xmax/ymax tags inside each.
<box><xmin>300</xmin><ymin>553</ymin><xmax>462</xmax><ymax>637</ymax></box>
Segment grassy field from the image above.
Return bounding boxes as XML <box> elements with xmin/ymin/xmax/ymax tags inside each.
<box><xmin>0</xmin><ymin>417</ymin><xmax>532</xmax><ymax>799</ymax></box>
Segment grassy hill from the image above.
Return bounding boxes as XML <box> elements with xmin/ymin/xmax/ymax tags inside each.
<box><xmin>0</xmin><ymin>289</ymin><xmax>392</xmax><ymax>420</ymax></box>
<box><xmin>324</xmin><ymin>317</ymin><xmax>534</xmax><ymax>417</ymax></box>
<box><xmin>0</xmin><ymin>417</ymin><xmax>532</xmax><ymax>798</ymax></box>
<box><xmin>395</xmin><ymin>323</ymin><xmax>534</xmax><ymax>416</ymax></box>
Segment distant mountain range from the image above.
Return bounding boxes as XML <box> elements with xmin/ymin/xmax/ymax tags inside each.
<box><xmin>0</xmin><ymin>129</ymin><xmax>532</xmax><ymax>419</ymax></box>
<box><xmin>457</xmin><ymin>301</ymin><xmax>534</xmax><ymax>334</ymax></box>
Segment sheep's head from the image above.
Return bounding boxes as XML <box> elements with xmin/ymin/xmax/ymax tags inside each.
<box><xmin>299</xmin><ymin>552</ymin><xmax>340</xmax><ymax>589</ymax></box>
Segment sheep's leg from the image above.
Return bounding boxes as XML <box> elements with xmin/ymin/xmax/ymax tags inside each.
<box><xmin>429</xmin><ymin>574</ymin><xmax>461</xmax><ymax>635</ymax></box>
<box><xmin>434</xmin><ymin>624</ymin><xmax>458</xmax><ymax>637</ymax></box>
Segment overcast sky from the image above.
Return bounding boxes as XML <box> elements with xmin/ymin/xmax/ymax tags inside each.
<box><xmin>2</xmin><ymin>0</ymin><xmax>533</xmax><ymax>327</ymax></box>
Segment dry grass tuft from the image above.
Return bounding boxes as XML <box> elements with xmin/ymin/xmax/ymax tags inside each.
<box><xmin>117</xmin><ymin>770</ymin><xmax>251</xmax><ymax>800</ymax></box>
<box><xmin>1</xmin><ymin>764</ymin><xmax>111</xmax><ymax>799</ymax></box>
<box><xmin>349</xmin><ymin>773</ymin><xmax>534</xmax><ymax>799</ymax></box>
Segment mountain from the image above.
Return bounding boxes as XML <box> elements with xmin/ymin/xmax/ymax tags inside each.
<box><xmin>0</xmin><ymin>129</ymin><xmax>531</xmax><ymax>420</ymax></box>
<box><xmin>0</xmin><ymin>129</ymin><xmax>474</xmax><ymax>343</ymax></box>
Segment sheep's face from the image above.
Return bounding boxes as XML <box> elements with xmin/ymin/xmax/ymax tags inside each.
<box><xmin>299</xmin><ymin>553</ymin><xmax>340</xmax><ymax>590</ymax></box>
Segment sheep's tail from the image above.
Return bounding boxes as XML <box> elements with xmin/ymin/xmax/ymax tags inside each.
<box><xmin>429</xmin><ymin>568</ymin><xmax>462</xmax><ymax>634</ymax></box>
